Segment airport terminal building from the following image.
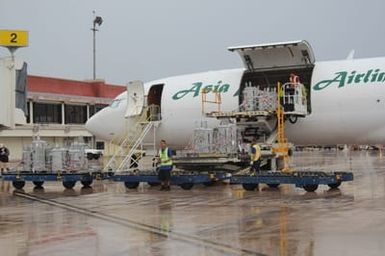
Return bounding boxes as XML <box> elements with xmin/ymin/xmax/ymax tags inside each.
<box><xmin>0</xmin><ymin>74</ymin><xmax>125</xmax><ymax>161</ymax></box>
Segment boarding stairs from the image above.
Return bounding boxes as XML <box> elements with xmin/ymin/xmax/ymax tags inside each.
<box><xmin>103</xmin><ymin>107</ymin><xmax>158</xmax><ymax>173</ymax></box>
<box><xmin>115</xmin><ymin>121</ymin><xmax>155</xmax><ymax>172</ymax></box>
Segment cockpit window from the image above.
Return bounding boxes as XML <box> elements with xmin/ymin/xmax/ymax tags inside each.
<box><xmin>110</xmin><ymin>99</ymin><xmax>122</xmax><ymax>108</ymax></box>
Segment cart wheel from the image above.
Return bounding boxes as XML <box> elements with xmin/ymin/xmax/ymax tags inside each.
<box><xmin>12</xmin><ymin>181</ymin><xmax>25</xmax><ymax>189</ymax></box>
<box><xmin>124</xmin><ymin>182</ymin><xmax>139</xmax><ymax>189</ymax></box>
<box><xmin>180</xmin><ymin>183</ymin><xmax>194</xmax><ymax>190</ymax></box>
<box><xmin>148</xmin><ymin>182</ymin><xmax>160</xmax><ymax>187</ymax></box>
<box><xmin>33</xmin><ymin>181</ymin><xmax>44</xmax><ymax>188</ymax></box>
<box><xmin>242</xmin><ymin>183</ymin><xmax>258</xmax><ymax>191</ymax></box>
<box><xmin>303</xmin><ymin>184</ymin><xmax>318</xmax><ymax>192</ymax></box>
<box><xmin>328</xmin><ymin>181</ymin><xmax>341</xmax><ymax>189</ymax></box>
<box><xmin>203</xmin><ymin>181</ymin><xmax>214</xmax><ymax>187</ymax></box>
<box><xmin>63</xmin><ymin>181</ymin><xmax>76</xmax><ymax>189</ymax></box>
<box><xmin>267</xmin><ymin>183</ymin><xmax>280</xmax><ymax>188</ymax></box>
<box><xmin>81</xmin><ymin>180</ymin><xmax>93</xmax><ymax>187</ymax></box>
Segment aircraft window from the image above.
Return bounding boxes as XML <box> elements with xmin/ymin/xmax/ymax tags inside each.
<box><xmin>110</xmin><ymin>99</ymin><xmax>122</xmax><ymax>108</ymax></box>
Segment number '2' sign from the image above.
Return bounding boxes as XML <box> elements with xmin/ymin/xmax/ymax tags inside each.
<box><xmin>0</xmin><ymin>30</ymin><xmax>28</xmax><ymax>47</ymax></box>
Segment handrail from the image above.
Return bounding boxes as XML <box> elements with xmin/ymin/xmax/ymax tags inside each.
<box><xmin>103</xmin><ymin>105</ymin><xmax>160</xmax><ymax>172</ymax></box>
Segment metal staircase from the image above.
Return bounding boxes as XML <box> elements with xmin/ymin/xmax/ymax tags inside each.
<box><xmin>103</xmin><ymin>106</ymin><xmax>159</xmax><ymax>172</ymax></box>
<box><xmin>115</xmin><ymin>121</ymin><xmax>154</xmax><ymax>172</ymax></box>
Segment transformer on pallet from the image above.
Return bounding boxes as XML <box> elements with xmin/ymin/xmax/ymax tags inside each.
<box><xmin>257</xmin><ymin>88</ymin><xmax>277</xmax><ymax>112</ymax></box>
<box><xmin>32</xmin><ymin>139</ymin><xmax>47</xmax><ymax>172</ymax></box>
<box><xmin>5</xmin><ymin>138</ymin><xmax>104</xmax><ymax>190</ymax></box>
<box><xmin>67</xmin><ymin>142</ymin><xmax>88</xmax><ymax>171</ymax></box>
<box><xmin>193</xmin><ymin>127</ymin><xmax>213</xmax><ymax>153</ymax></box>
<box><xmin>213</xmin><ymin>123</ymin><xmax>238</xmax><ymax>154</ymax></box>
<box><xmin>50</xmin><ymin>147</ymin><xmax>68</xmax><ymax>172</ymax></box>
<box><xmin>21</xmin><ymin>139</ymin><xmax>50</xmax><ymax>172</ymax></box>
<box><xmin>241</xmin><ymin>85</ymin><xmax>278</xmax><ymax>112</ymax></box>
<box><xmin>22</xmin><ymin>149</ymin><xmax>32</xmax><ymax>172</ymax></box>
<box><xmin>20</xmin><ymin>139</ymin><xmax>101</xmax><ymax>173</ymax></box>
<box><xmin>241</xmin><ymin>85</ymin><xmax>259</xmax><ymax>111</ymax></box>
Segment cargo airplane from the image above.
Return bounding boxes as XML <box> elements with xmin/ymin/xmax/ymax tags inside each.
<box><xmin>85</xmin><ymin>40</ymin><xmax>385</xmax><ymax>148</ymax></box>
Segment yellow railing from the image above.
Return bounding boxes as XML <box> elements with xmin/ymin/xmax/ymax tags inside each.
<box><xmin>273</xmin><ymin>82</ymin><xmax>291</xmax><ymax>173</ymax></box>
<box><xmin>201</xmin><ymin>88</ymin><xmax>221</xmax><ymax>115</ymax></box>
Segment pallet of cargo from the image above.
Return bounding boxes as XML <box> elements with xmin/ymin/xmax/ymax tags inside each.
<box><xmin>230</xmin><ymin>171</ymin><xmax>354</xmax><ymax>192</ymax></box>
<box><xmin>2</xmin><ymin>171</ymin><xmax>109</xmax><ymax>190</ymax></box>
<box><xmin>206</xmin><ymin>110</ymin><xmax>272</xmax><ymax>118</ymax></box>
<box><xmin>111</xmin><ymin>170</ymin><xmax>230</xmax><ymax>190</ymax></box>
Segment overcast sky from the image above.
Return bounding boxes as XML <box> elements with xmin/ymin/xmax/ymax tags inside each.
<box><xmin>0</xmin><ymin>0</ymin><xmax>384</xmax><ymax>85</ymax></box>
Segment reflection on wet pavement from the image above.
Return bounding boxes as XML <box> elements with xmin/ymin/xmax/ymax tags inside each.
<box><xmin>1</xmin><ymin>151</ymin><xmax>385</xmax><ymax>255</ymax></box>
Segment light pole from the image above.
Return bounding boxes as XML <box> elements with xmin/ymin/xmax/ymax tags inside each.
<box><xmin>92</xmin><ymin>11</ymin><xmax>103</xmax><ymax>80</ymax></box>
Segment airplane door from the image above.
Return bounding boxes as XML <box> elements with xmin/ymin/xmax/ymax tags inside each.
<box><xmin>228</xmin><ymin>40</ymin><xmax>315</xmax><ymax>71</ymax></box>
<box><xmin>125</xmin><ymin>80</ymin><xmax>145</xmax><ymax>118</ymax></box>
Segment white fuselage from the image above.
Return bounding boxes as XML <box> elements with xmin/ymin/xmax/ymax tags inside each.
<box><xmin>86</xmin><ymin>57</ymin><xmax>385</xmax><ymax>147</ymax></box>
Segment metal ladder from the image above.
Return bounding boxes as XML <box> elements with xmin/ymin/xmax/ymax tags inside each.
<box><xmin>103</xmin><ymin>106</ymin><xmax>158</xmax><ymax>172</ymax></box>
<box><xmin>115</xmin><ymin>121</ymin><xmax>155</xmax><ymax>172</ymax></box>
<box><xmin>273</xmin><ymin>82</ymin><xmax>291</xmax><ymax>173</ymax></box>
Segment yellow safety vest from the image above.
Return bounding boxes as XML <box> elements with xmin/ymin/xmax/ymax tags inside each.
<box><xmin>159</xmin><ymin>147</ymin><xmax>172</xmax><ymax>166</ymax></box>
<box><xmin>251</xmin><ymin>144</ymin><xmax>261</xmax><ymax>162</ymax></box>
<box><xmin>278</xmin><ymin>87</ymin><xmax>285</xmax><ymax>98</ymax></box>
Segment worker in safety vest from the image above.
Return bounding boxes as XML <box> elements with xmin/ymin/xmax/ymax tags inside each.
<box><xmin>0</xmin><ymin>143</ymin><xmax>10</xmax><ymax>174</ymax></box>
<box><xmin>250</xmin><ymin>138</ymin><xmax>261</xmax><ymax>173</ymax></box>
<box><xmin>158</xmin><ymin>139</ymin><xmax>173</xmax><ymax>191</ymax></box>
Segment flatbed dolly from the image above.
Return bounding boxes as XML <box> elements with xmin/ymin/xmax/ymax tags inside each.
<box><xmin>111</xmin><ymin>170</ymin><xmax>230</xmax><ymax>190</ymax></box>
<box><xmin>230</xmin><ymin>171</ymin><xmax>354</xmax><ymax>192</ymax></box>
<box><xmin>2</xmin><ymin>171</ymin><xmax>109</xmax><ymax>190</ymax></box>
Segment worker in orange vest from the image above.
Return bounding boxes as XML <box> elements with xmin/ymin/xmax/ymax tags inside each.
<box><xmin>289</xmin><ymin>73</ymin><xmax>300</xmax><ymax>85</ymax></box>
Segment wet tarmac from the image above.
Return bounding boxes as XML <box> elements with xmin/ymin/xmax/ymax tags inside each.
<box><xmin>1</xmin><ymin>150</ymin><xmax>385</xmax><ymax>256</ymax></box>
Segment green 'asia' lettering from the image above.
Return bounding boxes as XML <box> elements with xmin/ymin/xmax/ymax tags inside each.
<box><xmin>172</xmin><ymin>82</ymin><xmax>202</xmax><ymax>100</ymax></box>
<box><xmin>172</xmin><ymin>81</ymin><xmax>230</xmax><ymax>100</ymax></box>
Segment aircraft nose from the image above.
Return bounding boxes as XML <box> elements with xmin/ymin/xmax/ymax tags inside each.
<box><xmin>85</xmin><ymin>114</ymin><xmax>102</xmax><ymax>138</ymax></box>
<box><xmin>85</xmin><ymin>107</ymin><xmax>125</xmax><ymax>141</ymax></box>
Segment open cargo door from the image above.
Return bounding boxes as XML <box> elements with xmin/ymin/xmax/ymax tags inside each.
<box><xmin>125</xmin><ymin>80</ymin><xmax>144</xmax><ymax>118</ymax></box>
<box><xmin>228</xmin><ymin>40</ymin><xmax>315</xmax><ymax>71</ymax></box>
<box><xmin>229</xmin><ymin>40</ymin><xmax>316</xmax><ymax>117</ymax></box>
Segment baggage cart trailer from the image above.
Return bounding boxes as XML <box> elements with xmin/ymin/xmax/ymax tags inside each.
<box><xmin>231</xmin><ymin>171</ymin><xmax>354</xmax><ymax>192</ymax></box>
